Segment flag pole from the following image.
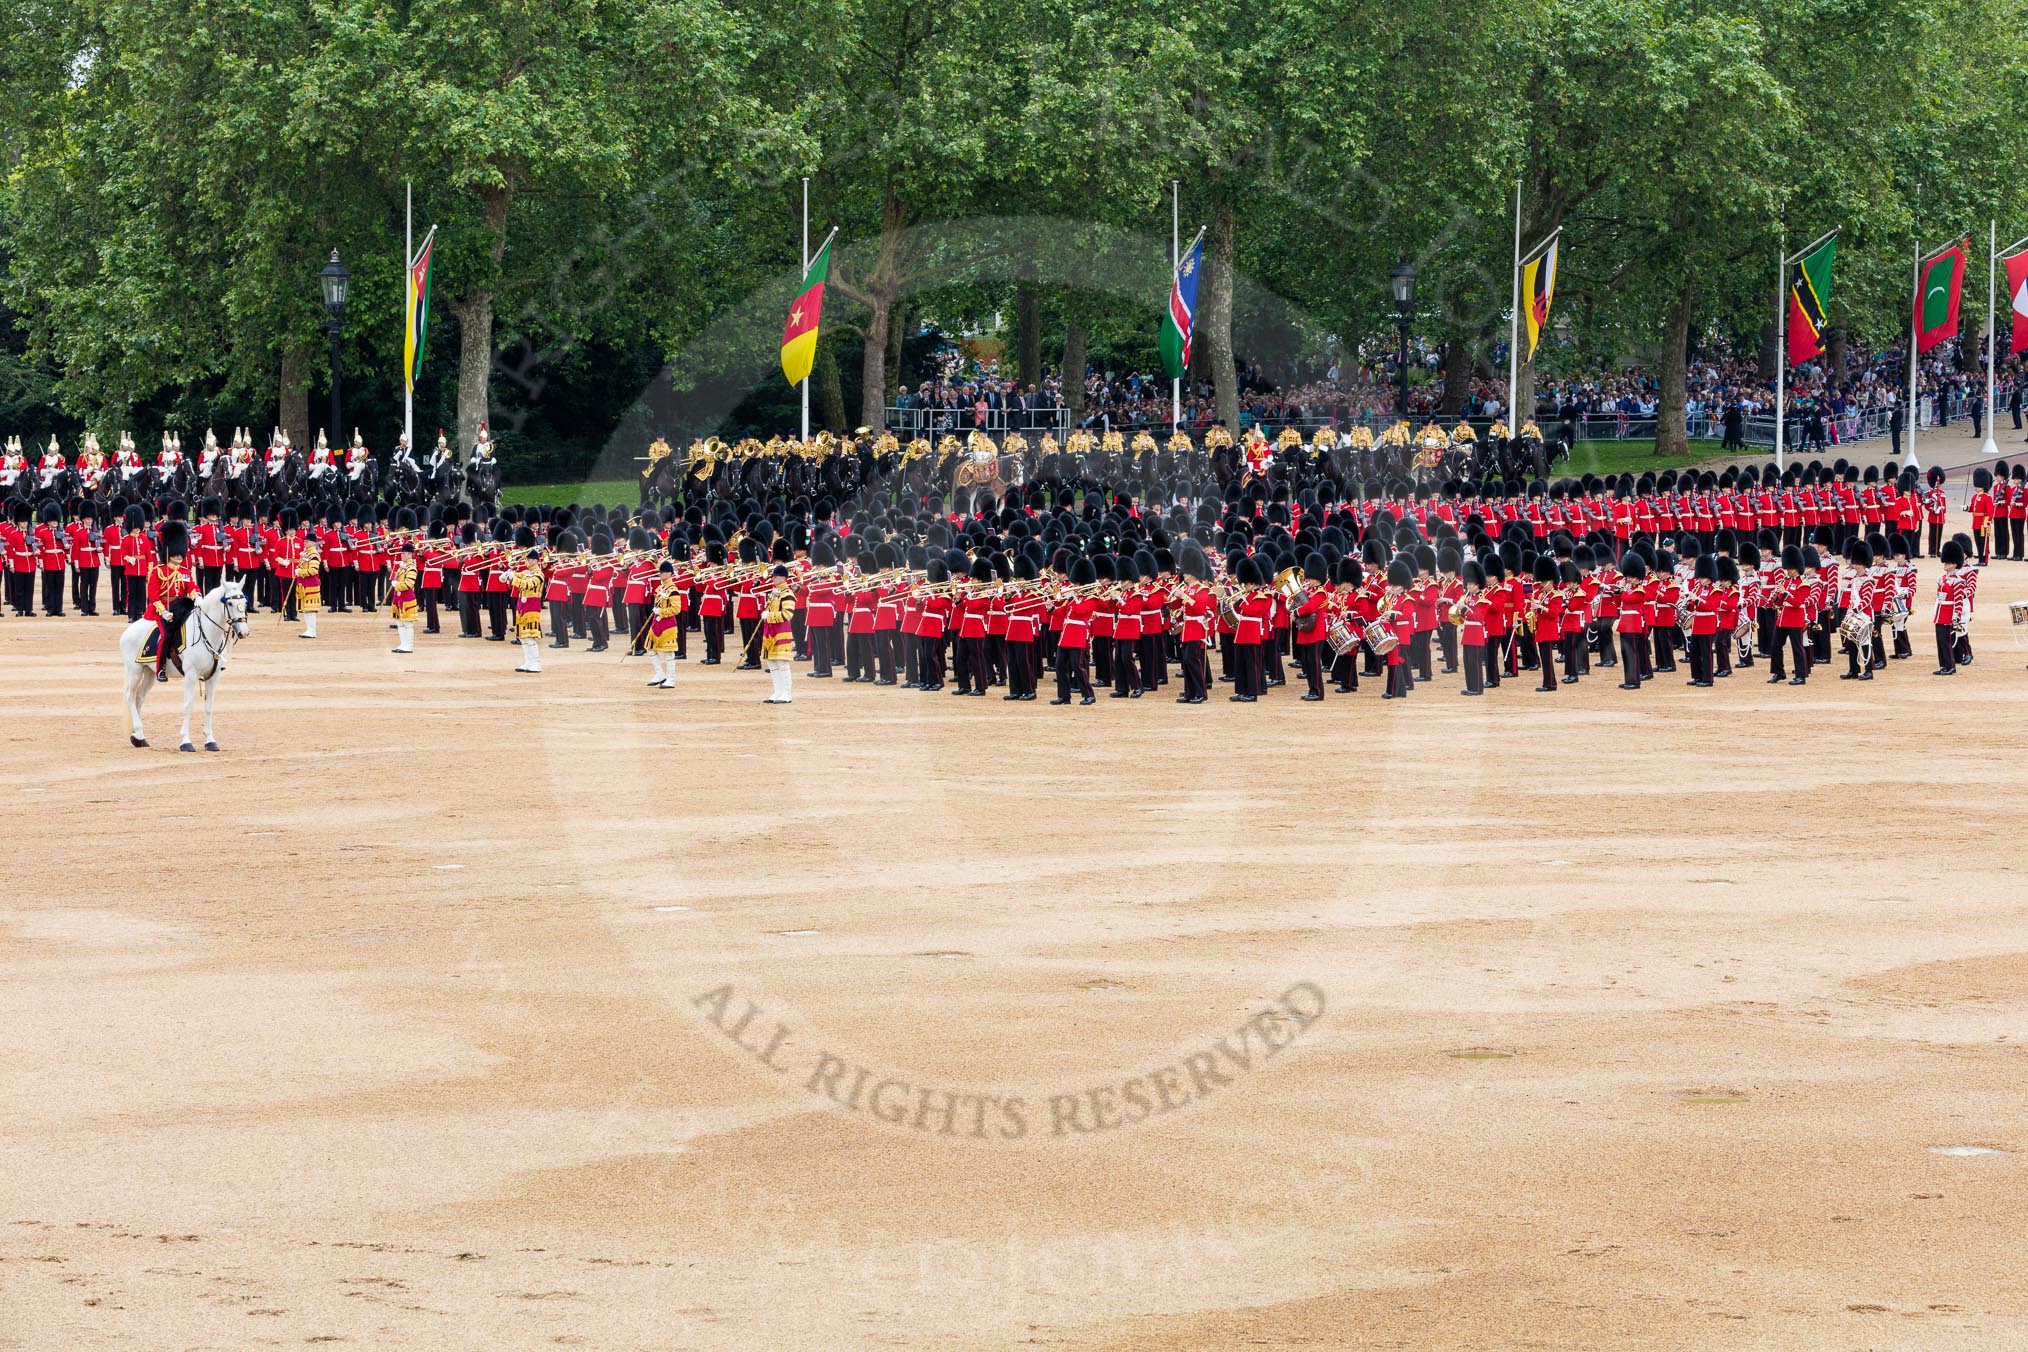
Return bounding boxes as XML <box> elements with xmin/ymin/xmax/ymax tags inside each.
<box><xmin>1907</xmin><ymin>220</ymin><xmax>1921</xmax><ymax>472</ymax></box>
<box><xmin>1775</xmin><ymin>235</ymin><xmax>1785</xmax><ymax>472</ymax></box>
<box><xmin>1984</xmin><ymin>218</ymin><xmax>1998</xmax><ymax>457</ymax></box>
<box><xmin>403</xmin><ymin>180</ymin><xmax>413</xmax><ymax>455</ymax></box>
<box><xmin>1508</xmin><ymin>177</ymin><xmax>1522</xmax><ymax>439</ymax></box>
<box><xmin>1171</xmin><ymin>180</ymin><xmax>1180</xmax><ymax>432</ymax></box>
<box><xmin>800</xmin><ymin>177</ymin><xmax>810</xmax><ymax>441</ymax></box>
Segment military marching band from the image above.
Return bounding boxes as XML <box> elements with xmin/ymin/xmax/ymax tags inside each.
<box><xmin>6</xmin><ymin>421</ymin><xmax>2018</xmax><ymax>706</ymax></box>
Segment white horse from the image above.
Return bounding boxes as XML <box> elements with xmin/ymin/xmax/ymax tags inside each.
<box><xmin>120</xmin><ymin>581</ymin><xmax>251</xmax><ymax>752</ymax></box>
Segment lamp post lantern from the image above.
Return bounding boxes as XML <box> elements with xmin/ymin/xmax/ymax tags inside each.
<box><xmin>1390</xmin><ymin>262</ymin><xmax>1417</xmax><ymax>423</ymax></box>
<box><xmin>319</xmin><ymin>249</ymin><xmax>350</xmax><ymax>445</ymax></box>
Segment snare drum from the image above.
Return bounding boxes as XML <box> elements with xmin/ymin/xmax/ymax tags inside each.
<box><xmin>2009</xmin><ymin>600</ymin><xmax>2028</xmax><ymax>625</ymax></box>
<box><xmin>1364</xmin><ymin>620</ymin><xmax>1400</xmax><ymax>656</ymax></box>
<box><xmin>1836</xmin><ymin>608</ymin><xmax>1874</xmax><ymax>648</ymax></box>
<box><xmin>1326</xmin><ymin>617</ymin><xmax>1356</xmax><ymax>659</ymax></box>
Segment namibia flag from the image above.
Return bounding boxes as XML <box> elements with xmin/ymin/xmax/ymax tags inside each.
<box><xmin>1786</xmin><ymin>235</ymin><xmax>1835</xmax><ymax>367</ymax></box>
<box><xmin>1159</xmin><ymin>232</ymin><xmax>1205</xmax><ymax>380</ymax></box>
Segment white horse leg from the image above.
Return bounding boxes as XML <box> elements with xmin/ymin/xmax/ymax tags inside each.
<box><xmin>179</xmin><ymin>667</ymin><xmax>198</xmax><ymax>752</ymax></box>
<box><xmin>202</xmin><ymin>673</ymin><xmax>220</xmax><ymax>751</ymax></box>
<box><xmin>126</xmin><ymin>662</ymin><xmax>149</xmax><ymax>746</ymax></box>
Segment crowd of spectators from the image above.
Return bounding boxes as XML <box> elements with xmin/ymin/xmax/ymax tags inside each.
<box><xmin>887</xmin><ymin>335</ymin><xmax>2024</xmax><ymax>453</ymax></box>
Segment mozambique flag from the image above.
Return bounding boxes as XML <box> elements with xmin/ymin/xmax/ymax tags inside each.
<box><xmin>1159</xmin><ymin>232</ymin><xmax>1205</xmax><ymax>379</ymax></box>
<box><xmin>403</xmin><ymin>230</ymin><xmax>436</xmax><ymax>394</ymax></box>
<box><xmin>1915</xmin><ymin>240</ymin><xmax>1967</xmax><ymax>354</ymax></box>
<box><xmin>1521</xmin><ymin>238</ymin><xmax>1558</xmax><ymax>358</ymax></box>
<box><xmin>780</xmin><ymin>235</ymin><xmax>832</xmax><ymax>387</ymax></box>
<box><xmin>1786</xmin><ymin>235</ymin><xmax>1835</xmax><ymax>366</ymax></box>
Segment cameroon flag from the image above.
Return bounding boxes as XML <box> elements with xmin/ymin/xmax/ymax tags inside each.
<box><xmin>1522</xmin><ymin>239</ymin><xmax>1558</xmax><ymax>358</ymax></box>
<box><xmin>1786</xmin><ymin>235</ymin><xmax>1835</xmax><ymax>366</ymax></box>
<box><xmin>780</xmin><ymin>236</ymin><xmax>832</xmax><ymax>387</ymax></box>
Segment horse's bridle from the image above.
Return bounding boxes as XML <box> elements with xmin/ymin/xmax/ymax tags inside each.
<box><xmin>187</xmin><ymin>594</ymin><xmax>248</xmax><ymax>673</ymax></box>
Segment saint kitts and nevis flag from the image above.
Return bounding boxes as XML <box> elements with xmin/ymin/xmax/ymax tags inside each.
<box><xmin>780</xmin><ymin>229</ymin><xmax>837</xmax><ymax>387</ymax></box>
<box><xmin>1159</xmin><ymin>228</ymin><xmax>1207</xmax><ymax>379</ymax></box>
<box><xmin>1916</xmin><ymin>238</ymin><xmax>1969</xmax><ymax>354</ymax></box>
<box><xmin>1786</xmin><ymin>234</ymin><xmax>1836</xmax><ymax>366</ymax></box>
<box><xmin>403</xmin><ymin>226</ymin><xmax>437</xmax><ymax>394</ymax></box>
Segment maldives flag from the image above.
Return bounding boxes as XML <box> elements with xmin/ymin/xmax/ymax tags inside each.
<box><xmin>2007</xmin><ymin>250</ymin><xmax>2028</xmax><ymax>356</ymax></box>
<box><xmin>1915</xmin><ymin>241</ymin><xmax>1967</xmax><ymax>354</ymax></box>
<box><xmin>1159</xmin><ymin>233</ymin><xmax>1204</xmax><ymax>380</ymax></box>
<box><xmin>780</xmin><ymin>234</ymin><xmax>832</xmax><ymax>387</ymax></box>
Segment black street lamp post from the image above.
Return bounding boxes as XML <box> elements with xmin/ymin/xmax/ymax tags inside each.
<box><xmin>319</xmin><ymin>250</ymin><xmax>350</xmax><ymax>442</ymax></box>
<box><xmin>1390</xmin><ymin>262</ymin><xmax>1417</xmax><ymax>422</ymax></box>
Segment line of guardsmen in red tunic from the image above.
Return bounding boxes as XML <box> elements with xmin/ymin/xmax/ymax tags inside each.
<box><xmin>1</xmin><ymin>458</ymin><xmax>2000</xmax><ymax>698</ymax></box>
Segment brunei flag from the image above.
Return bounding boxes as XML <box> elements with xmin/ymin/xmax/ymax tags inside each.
<box><xmin>1521</xmin><ymin>238</ymin><xmax>1558</xmax><ymax>358</ymax></box>
<box><xmin>780</xmin><ymin>233</ymin><xmax>834</xmax><ymax>388</ymax></box>
<box><xmin>1786</xmin><ymin>235</ymin><xmax>1835</xmax><ymax>366</ymax></box>
<box><xmin>403</xmin><ymin>227</ymin><xmax>437</xmax><ymax>395</ymax></box>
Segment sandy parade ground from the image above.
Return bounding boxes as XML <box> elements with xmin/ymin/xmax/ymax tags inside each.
<box><xmin>6</xmin><ymin>556</ymin><xmax>2028</xmax><ymax>1350</ymax></box>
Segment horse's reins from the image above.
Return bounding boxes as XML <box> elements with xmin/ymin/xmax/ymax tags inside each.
<box><xmin>186</xmin><ymin>595</ymin><xmax>245</xmax><ymax>677</ymax></box>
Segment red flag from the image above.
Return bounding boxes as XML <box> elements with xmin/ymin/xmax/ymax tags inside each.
<box><xmin>2007</xmin><ymin>251</ymin><xmax>2028</xmax><ymax>356</ymax></box>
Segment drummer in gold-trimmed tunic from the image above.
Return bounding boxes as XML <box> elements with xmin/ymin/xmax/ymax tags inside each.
<box><xmin>760</xmin><ymin>565</ymin><xmax>797</xmax><ymax>704</ymax></box>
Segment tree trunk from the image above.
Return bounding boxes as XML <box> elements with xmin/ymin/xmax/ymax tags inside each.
<box><xmin>816</xmin><ymin>337</ymin><xmax>848</xmax><ymax>432</ymax></box>
<box><xmin>1438</xmin><ymin>340</ymin><xmax>1467</xmax><ymax>414</ymax></box>
<box><xmin>448</xmin><ymin>289</ymin><xmax>493</xmax><ymax>453</ymax></box>
<box><xmin>1655</xmin><ymin>281</ymin><xmax>1694</xmax><ymax>456</ymax></box>
<box><xmin>1203</xmin><ymin>199</ymin><xmax>1238</xmax><ymax>433</ymax></box>
<box><xmin>278</xmin><ymin>348</ymin><xmax>311</xmax><ymax>450</ymax></box>
<box><xmin>1825</xmin><ymin>328</ymin><xmax>1849</xmax><ymax>384</ymax></box>
<box><xmin>446</xmin><ymin>182</ymin><xmax>513</xmax><ymax>453</ymax></box>
<box><xmin>1063</xmin><ymin>322</ymin><xmax>1087</xmax><ymax>425</ymax></box>
<box><xmin>884</xmin><ymin>297</ymin><xmax>908</xmax><ymax>407</ymax></box>
<box><xmin>1015</xmin><ymin>280</ymin><xmax>1041</xmax><ymax>389</ymax></box>
<box><xmin>846</xmin><ymin>188</ymin><xmax>912</xmax><ymax>431</ymax></box>
<box><xmin>859</xmin><ymin>300</ymin><xmax>891</xmax><ymax>431</ymax></box>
